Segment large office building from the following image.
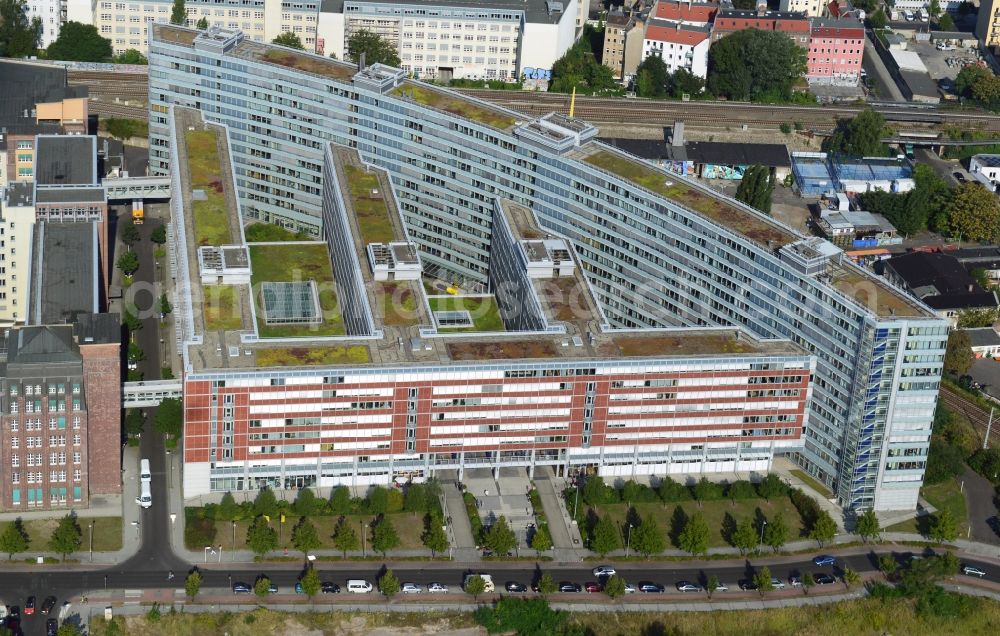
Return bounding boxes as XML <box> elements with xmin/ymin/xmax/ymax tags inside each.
<box><xmin>150</xmin><ymin>25</ymin><xmax>947</xmax><ymax>512</ymax></box>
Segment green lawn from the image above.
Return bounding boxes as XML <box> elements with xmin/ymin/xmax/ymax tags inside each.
<box><xmin>375</xmin><ymin>281</ymin><xmax>421</xmax><ymax>326</ymax></box>
<box><xmin>885</xmin><ymin>478</ymin><xmax>969</xmax><ymax>536</ymax></box>
<box><xmin>390</xmin><ymin>83</ymin><xmax>517</xmax><ymax>130</ymax></box>
<box><xmin>244</xmin><ymin>222</ymin><xmax>311</xmax><ymax>242</ymax></box>
<box><xmin>428</xmin><ymin>295</ymin><xmax>505</xmax><ymax>332</ymax></box>
<box><xmin>790</xmin><ymin>469</ymin><xmax>833</xmax><ymax>498</ymax></box>
<box><xmin>185</xmin><ymin>129</ymin><xmax>233</xmax><ymax>246</ymax></box>
<box><xmin>204</xmin><ymin>285</ymin><xmax>243</xmax><ymax>331</ymax></box>
<box><xmin>248</xmin><ymin>243</ymin><xmax>345</xmax><ymax>337</ymax></box>
<box><xmin>343</xmin><ymin>164</ymin><xmax>396</xmax><ymax>245</ymax></box>
<box><xmin>201</xmin><ymin>512</ymin><xmax>430</xmax><ymax>552</ymax></box>
<box><xmin>596</xmin><ymin>498</ymin><xmax>805</xmax><ymax>549</ymax></box>
<box><xmin>21</xmin><ymin>516</ymin><xmax>122</xmax><ymax>553</ymax></box>
<box><xmin>255</xmin><ymin>346</ymin><xmax>369</xmax><ymax>367</ymax></box>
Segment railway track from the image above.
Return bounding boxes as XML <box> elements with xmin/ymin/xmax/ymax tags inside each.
<box><xmin>939</xmin><ymin>384</ymin><xmax>998</xmax><ymax>445</ymax></box>
<box><xmin>88</xmin><ymin>100</ymin><xmax>147</xmax><ymax>120</ymax></box>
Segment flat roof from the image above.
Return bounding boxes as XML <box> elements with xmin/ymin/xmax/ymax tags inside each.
<box><xmin>4</xmin><ymin>182</ymin><xmax>34</xmax><ymax>208</ymax></box>
<box><xmin>29</xmin><ymin>222</ymin><xmax>98</xmax><ymax>325</ymax></box>
<box><xmin>390</xmin><ymin>81</ymin><xmax>519</xmax><ymax>131</ymax></box>
<box><xmin>35</xmin><ymin>136</ymin><xmax>96</xmax><ymax>186</ymax></box>
<box><xmin>35</xmin><ymin>186</ymin><xmax>105</xmax><ymax>204</ymax></box>
<box><xmin>338</xmin><ymin>0</ymin><xmax>568</xmax><ymax>24</ymax></box>
<box><xmin>828</xmin><ymin>260</ymin><xmax>929</xmax><ymax>318</ymax></box>
<box><xmin>575</xmin><ymin>145</ymin><xmax>800</xmax><ymax>248</ymax></box>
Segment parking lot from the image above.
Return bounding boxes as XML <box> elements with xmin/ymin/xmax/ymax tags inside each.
<box><xmin>906</xmin><ymin>39</ymin><xmax>983</xmax><ymax>81</ymax></box>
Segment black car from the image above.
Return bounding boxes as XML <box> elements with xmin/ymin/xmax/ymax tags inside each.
<box><xmin>46</xmin><ymin>618</ymin><xmax>58</xmax><ymax>636</ymax></box>
<box><xmin>40</xmin><ymin>596</ymin><xmax>57</xmax><ymax>616</ymax></box>
<box><xmin>321</xmin><ymin>582</ymin><xmax>340</xmax><ymax>594</ymax></box>
<box><xmin>558</xmin><ymin>582</ymin><xmax>582</xmax><ymax>593</ymax></box>
<box><xmin>638</xmin><ymin>581</ymin><xmax>665</xmax><ymax>593</ymax></box>
<box><xmin>506</xmin><ymin>581</ymin><xmax>528</xmax><ymax>593</ymax></box>
<box><xmin>954</xmin><ymin>172</ymin><xmax>967</xmax><ymax>183</ymax></box>
<box><xmin>738</xmin><ymin>579</ymin><xmax>759</xmax><ymax>591</ymax></box>
<box><xmin>232</xmin><ymin>582</ymin><xmax>252</xmax><ymax>594</ymax></box>
<box><xmin>814</xmin><ymin>573</ymin><xmax>836</xmax><ymax>585</ymax></box>
<box><xmin>8</xmin><ymin>606</ymin><xmax>20</xmax><ymax>620</ymax></box>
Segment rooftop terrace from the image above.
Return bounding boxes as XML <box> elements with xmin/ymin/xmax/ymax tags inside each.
<box><xmin>389</xmin><ymin>81</ymin><xmax>518</xmax><ymax>131</ymax></box>
<box><xmin>343</xmin><ymin>163</ymin><xmax>395</xmax><ymax>245</ymax></box>
<box><xmin>579</xmin><ymin>147</ymin><xmax>799</xmax><ymax>248</ymax></box>
<box><xmin>185</xmin><ymin>128</ymin><xmax>234</xmax><ymax>246</ymax></box>
<box><xmin>248</xmin><ymin>243</ymin><xmax>345</xmax><ymax>337</ymax></box>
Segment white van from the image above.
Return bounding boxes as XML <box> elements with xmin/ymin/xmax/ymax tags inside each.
<box><xmin>346</xmin><ymin>579</ymin><xmax>373</xmax><ymax>593</ymax></box>
<box><xmin>140</xmin><ymin>459</ymin><xmax>151</xmax><ymax>483</ymax></box>
<box><xmin>464</xmin><ymin>573</ymin><xmax>494</xmax><ymax>593</ymax></box>
<box><xmin>137</xmin><ymin>481</ymin><xmax>152</xmax><ymax>508</ymax></box>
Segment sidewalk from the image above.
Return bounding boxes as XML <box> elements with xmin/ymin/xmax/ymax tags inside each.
<box><xmin>534</xmin><ymin>468</ymin><xmax>586</xmax><ymax>562</ymax></box>
<box><xmin>443</xmin><ymin>480</ymin><xmax>479</xmax><ymax>561</ymax></box>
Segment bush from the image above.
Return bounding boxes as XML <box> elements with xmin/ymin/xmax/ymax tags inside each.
<box><xmin>474</xmin><ymin>598</ymin><xmax>568</xmax><ymax>635</ymax></box>
<box><xmin>464</xmin><ymin>492</ymin><xmax>484</xmax><ymax>543</ymax></box>
<box><xmin>780</xmin><ymin>122</ymin><xmax>792</xmax><ymax>134</ymax></box>
<box><xmin>620</xmin><ymin>480</ymin><xmax>659</xmax><ymax>503</ymax></box>
<box><xmin>788</xmin><ymin>487</ymin><xmax>820</xmax><ymax>529</ymax></box>
<box><xmin>184</xmin><ymin>511</ymin><xmax>217</xmax><ymax>548</ymax></box>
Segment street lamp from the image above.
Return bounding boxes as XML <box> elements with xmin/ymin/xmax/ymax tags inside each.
<box><xmin>232</xmin><ymin>521</ymin><xmax>237</xmax><ymax>561</ymax></box>
<box><xmin>362</xmin><ymin>521</ymin><xmax>368</xmax><ymax>557</ymax></box>
<box><xmin>573</xmin><ymin>473</ymin><xmax>580</xmax><ymax>519</ymax></box>
<box><xmin>625</xmin><ymin>524</ymin><xmax>634</xmax><ymax>558</ymax></box>
<box><xmin>89</xmin><ymin>521</ymin><xmax>94</xmax><ymax>563</ymax></box>
<box><xmin>204</xmin><ymin>546</ymin><xmax>211</xmax><ymax>563</ymax></box>
<box><xmin>759</xmin><ymin>519</ymin><xmax>767</xmax><ymax>547</ymax></box>
<box><xmin>219</xmin><ymin>544</ymin><xmax>223</xmax><ymax>563</ymax></box>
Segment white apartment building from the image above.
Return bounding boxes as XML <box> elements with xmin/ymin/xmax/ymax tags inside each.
<box><xmin>0</xmin><ymin>183</ymin><xmax>36</xmax><ymax>325</ymax></box>
<box><xmin>93</xmin><ymin>0</ymin><xmax>320</xmax><ymax>55</ymax></box>
<box><xmin>24</xmin><ymin>0</ymin><xmax>63</xmax><ymax>48</ymax></box>
<box><xmin>642</xmin><ymin>19</ymin><xmax>711</xmax><ymax>78</ymax></box>
<box><xmin>779</xmin><ymin>0</ymin><xmax>826</xmax><ymax>18</ymax></box>
<box><xmin>317</xmin><ymin>0</ymin><xmax>577</xmax><ymax>80</ymax></box>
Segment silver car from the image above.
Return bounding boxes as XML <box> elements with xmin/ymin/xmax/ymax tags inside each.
<box><xmin>962</xmin><ymin>565</ymin><xmax>986</xmax><ymax>578</ymax></box>
<box><xmin>401</xmin><ymin>582</ymin><xmax>422</xmax><ymax>594</ymax></box>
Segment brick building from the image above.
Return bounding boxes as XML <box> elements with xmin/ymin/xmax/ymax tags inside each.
<box><xmin>711</xmin><ymin>8</ymin><xmax>811</xmax><ymax>46</ymax></box>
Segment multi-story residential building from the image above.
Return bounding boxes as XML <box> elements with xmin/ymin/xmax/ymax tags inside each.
<box><xmin>711</xmin><ymin>8</ymin><xmax>811</xmax><ymax>47</ymax></box>
<box><xmin>779</xmin><ymin>0</ymin><xmax>826</xmax><ymax>18</ymax></box>
<box><xmin>653</xmin><ymin>0</ymin><xmax>717</xmax><ymax>24</ymax></box>
<box><xmin>24</xmin><ymin>0</ymin><xmax>64</xmax><ymax>48</ymax></box>
<box><xmin>0</xmin><ymin>314</ymin><xmax>121</xmax><ymax>511</ymax></box>
<box><xmin>642</xmin><ymin>19</ymin><xmax>711</xmax><ymax>78</ymax></box>
<box><xmin>603</xmin><ymin>10</ymin><xmax>647</xmax><ymax>81</ymax></box>
<box><xmin>978</xmin><ymin>0</ymin><xmax>1000</xmax><ymax>50</ymax></box>
<box><xmin>0</xmin><ymin>184</ymin><xmax>36</xmax><ymax>325</ymax></box>
<box><xmin>150</xmin><ymin>25</ymin><xmax>948</xmax><ymax>512</ymax></box>
<box><xmin>317</xmin><ymin>0</ymin><xmax>577</xmax><ymax>81</ymax></box>
<box><xmin>806</xmin><ymin>17</ymin><xmax>864</xmax><ymax>85</ymax></box>
<box><xmin>92</xmin><ymin>0</ymin><xmax>320</xmax><ymax>55</ymax></box>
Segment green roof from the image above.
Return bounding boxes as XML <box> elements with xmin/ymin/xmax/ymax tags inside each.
<box><xmin>389</xmin><ymin>82</ymin><xmax>517</xmax><ymax>131</ymax></box>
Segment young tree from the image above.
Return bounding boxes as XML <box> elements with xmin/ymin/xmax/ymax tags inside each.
<box><xmin>378</xmin><ymin>569</ymin><xmax>400</xmax><ymax>597</ymax></box>
<box><xmin>756</xmin><ymin>474</ymin><xmax>786</xmax><ymax>501</ymax></box>
<box><xmin>764</xmin><ymin>513</ymin><xmax>789</xmax><ymax>552</ymax></box>
<box><xmin>928</xmin><ymin>0</ymin><xmax>942</xmax><ymax>17</ymax></box>
<box><xmin>112</xmin><ymin>49</ymin><xmax>147</xmax><ymax>64</ymax></box>
<box><xmin>809</xmin><ymin>511</ymin><xmax>838</xmax><ymax>546</ymax></box>
<box><xmin>371</xmin><ymin>515</ymin><xmax>400</xmax><ymax>556</ymax></box>
<box><xmin>634</xmin><ymin>54</ymin><xmax>669</xmax><ymax>98</ymax></box>
<box><xmin>120</xmin><ymin>221</ymin><xmax>141</xmax><ymax>246</ymax></box>
<box><xmin>536</xmin><ymin>572</ymin><xmax>557</xmax><ymax>596</ymax></box>
<box><xmin>483</xmin><ymin>515</ymin><xmax>517</xmax><ymax>556</ymax></box>
<box><xmin>581</xmin><ymin>475</ymin><xmax>614</xmax><ymax>505</ymax></box>
<box><xmin>603</xmin><ymin>574</ymin><xmax>626</xmax><ymax>599</ymax></box>
<box><xmin>464</xmin><ymin>573</ymin><xmax>487</xmax><ymax>599</ymax></box>
<box><xmin>254</xmin><ymin>576</ymin><xmax>272</xmax><ymax>598</ymax></box>
<box><xmin>631</xmin><ymin>517</ymin><xmax>666</xmax><ymax>558</ymax></box>
<box><xmin>272</xmin><ymin>31</ymin><xmax>304</xmax><ymax>50</ymax></box>
<box><xmin>658</xmin><ymin>476</ymin><xmax>690</xmax><ymax>502</ymax></box>
<box><xmin>150</xmin><ymin>224</ymin><xmax>167</xmax><ymax>245</ymax></box>
<box><xmin>48</xmin><ymin>514</ymin><xmax>82</xmax><ymax>561</ymax></box>
<box><xmin>170</xmin><ymin>0</ymin><xmax>186</xmax><ymax>25</ymax></box>
<box><xmin>422</xmin><ymin>513</ymin><xmax>449</xmax><ymax>557</ymax></box>
<box><xmin>801</xmin><ymin>571</ymin><xmax>815</xmax><ymax>595</ymax></box>
<box><xmin>154</xmin><ymin>397</ymin><xmax>183</xmax><ymax>438</ymax></box>
<box><xmin>727</xmin><ymin>480</ymin><xmax>757</xmax><ymax>503</ymax></box>
<box><xmin>292</xmin><ymin>518</ymin><xmax>321</xmax><ymax>558</ymax></box>
<box><xmin>668</xmin><ymin>68</ymin><xmax>705</xmax><ymax>97</ymax></box>
<box><xmin>246</xmin><ymin>516</ymin><xmax>278</xmax><ymax>556</ymax></box>
<box><xmin>124</xmin><ymin>409</ymin><xmax>145</xmax><ymax>438</ymax></box>
<box><xmin>591</xmin><ymin>515</ymin><xmax>620</xmax><ymax>556</ymax></box>
<box><xmin>706</xmin><ymin>574</ymin><xmax>720</xmax><ymax>599</ymax></box>
<box><xmin>403</xmin><ymin>483</ymin><xmax>427</xmax><ymax>513</ymax></box>
<box><xmin>300</xmin><ymin>565</ymin><xmax>321</xmax><ymax>597</ymax></box>
<box><xmin>329</xmin><ymin>485</ymin><xmax>352</xmax><ymax>514</ymax></box>
<box><xmin>0</xmin><ymin>520</ymin><xmax>29</xmax><ymax>558</ymax></box>
<box><xmin>842</xmin><ymin>566</ymin><xmax>860</xmax><ymax>589</ymax></box>
<box><xmin>159</xmin><ymin>293</ymin><xmax>173</xmax><ymax>317</ymax></box>
<box><xmin>530</xmin><ymin>524</ymin><xmax>553</xmax><ymax>555</ymax></box>
<box><xmin>869</xmin><ymin>7</ymin><xmax>888</xmax><ymax>30</ymax></box>
<box><xmin>346</xmin><ymin>29</ymin><xmax>401</xmax><ymax>67</ymax></box>
<box><xmin>0</xmin><ymin>0</ymin><xmax>43</xmax><ymax>58</ymax></box>
<box><xmin>693</xmin><ymin>477</ymin><xmax>724</xmax><ymax>504</ymax></box>
<box><xmin>929</xmin><ymin>507</ymin><xmax>958</xmax><ymax>543</ymax></box>
<box><xmin>123</xmin><ymin>309</ymin><xmax>143</xmax><ymax>332</ymax></box>
<box><xmin>196</xmin><ymin>16</ymin><xmax>209</xmax><ymax>29</ymax></box>
<box><xmin>731</xmin><ymin>516</ymin><xmax>758</xmax><ymax>555</ymax></box>
<box><xmin>855</xmin><ymin>508</ymin><xmax>881</xmax><ymax>544</ymax></box>
<box><xmin>948</xmin><ymin>183</ymin><xmax>1000</xmax><ymax>243</ymax></box>
<box><xmin>292</xmin><ymin>487</ymin><xmax>319</xmax><ymax>517</ymax></box>
<box><xmin>252</xmin><ymin>486</ymin><xmax>279</xmax><ymax>518</ymax></box>
<box><xmin>367</xmin><ymin>486</ymin><xmax>390</xmax><ymax>514</ymax></box>
<box><xmin>753</xmin><ymin>566</ymin><xmax>775</xmax><ymax>595</ymax></box>
<box><xmin>938</xmin><ymin>12</ymin><xmax>955</xmax><ymax>30</ymax></box>
<box><xmin>878</xmin><ymin>553</ymin><xmax>898</xmax><ymax>577</ymax></box>
<box><xmin>217</xmin><ymin>491</ymin><xmax>240</xmax><ymax>521</ymax></box>
<box><xmin>46</xmin><ymin>22</ymin><xmax>112</xmax><ymax>62</ymax></box>
<box><xmin>735</xmin><ymin>165</ymin><xmax>774</xmax><ymax>214</ymax></box>
<box><xmin>678</xmin><ymin>511</ymin><xmax>710</xmax><ymax>556</ymax></box>
<box><xmin>707</xmin><ymin>29</ymin><xmax>807</xmax><ymax>101</ymax></box>
<box><xmin>331</xmin><ymin>518</ymin><xmax>359</xmax><ymax>557</ymax></box>
<box><xmin>116</xmin><ymin>251</ymin><xmax>139</xmax><ymax>276</ymax></box>
<box><xmin>185</xmin><ymin>569</ymin><xmax>202</xmax><ymax>598</ymax></box>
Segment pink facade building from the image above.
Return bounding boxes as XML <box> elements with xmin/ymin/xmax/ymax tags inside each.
<box><xmin>806</xmin><ymin>18</ymin><xmax>865</xmax><ymax>85</ymax></box>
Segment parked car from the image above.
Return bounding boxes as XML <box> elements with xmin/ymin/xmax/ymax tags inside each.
<box><xmin>813</xmin><ymin>555</ymin><xmax>836</xmax><ymax>567</ymax></box>
<box><xmin>954</xmin><ymin>172</ymin><xmax>967</xmax><ymax>183</ymax></box>
<box><xmin>40</xmin><ymin>597</ymin><xmax>56</xmax><ymax>616</ymax></box>
<box><xmin>789</xmin><ymin>576</ymin><xmax>802</xmax><ymax>587</ymax></box>
<box><xmin>23</xmin><ymin>598</ymin><xmax>34</xmax><ymax>616</ymax></box>
<box><xmin>584</xmin><ymin>582</ymin><xmax>603</xmax><ymax>593</ymax></box>
<box><xmin>46</xmin><ymin>618</ymin><xmax>58</xmax><ymax>636</ymax></box>
<box><xmin>401</xmin><ymin>582</ymin><xmax>422</xmax><ymax>594</ymax></box>
<box><xmin>506</xmin><ymin>581</ymin><xmax>527</xmax><ymax>593</ymax></box>
<box><xmin>232</xmin><ymin>582</ymin><xmax>251</xmax><ymax>594</ymax></box>
<box><xmin>638</xmin><ymin>582</ymin><xmax>665</xmax><ymax>593</ymax></box>
<box><xmin>427</xmin><ymin>582</ymin><xmax>449</xmax><ymax>593</ymax></box>
<box><xmin>738</xmin><ymin>580</ymin><xmax>758</xmax><ymax>591</ymax></box>
<box><xmin>624</xmin><ymin>582</ymin><xmax>637</xmax><ymax>594</ymax></box>
<box><xmin>592</xmin><ymin>566</ymin><xmax>616</xmax><ymax>578</ymax></box>
<box><xmin>558</xmin><ymin>582</ymin><xmax>582</xmax><ymax>593</ymax></box>
<box><xmin>321</xmin><ymin>582</ymin><xmax>340</xmax><ymax>594</ymax></box>
<box><xmin>962</xmin><ymin>565</ymin><xmax>987</xmax><ymax>577</ymax></box>
<box><xmin>770</xmin><ymin>578</ymin><xmax>786</xmax><ymax>590</ymax></box>
<box><xmin>814</xmin><ymin>573</ymin><xmax>836</xmax><ymax>585</ymax></box>
<box><xmin>713</xmin><ymin>582</ymin><xmax>729</xmax><ymax>592</ymax></box>
<box><xmin>675</xmin><ymin>581</ymin><xmax>703</xmax><ymax>593</ymax></box>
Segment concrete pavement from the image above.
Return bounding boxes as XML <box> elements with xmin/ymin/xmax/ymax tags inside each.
<box><xmin>961</xmin><ymin>465</ymin><xmax>1000</xmax><ymax>545</ymax></box>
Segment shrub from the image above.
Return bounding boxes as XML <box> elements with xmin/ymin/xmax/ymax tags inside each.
<box><xmin>788</xmin><ymin>487</ymin><xmax>820</xmax><ymax>529</ymax></box>
<box><xmin>184</xmin><ymin>512</ymin><xmax>217</xmax><ymax>548</ymax></box>
<box><xmin>780</xmin><ymin>122</ymin><xmax>792</xmax><ymax>134</ymax></box>
<box><xmin>474</xmin><ymin>598</ymin><xmax>568</xmax><ymax>635</ymax></box>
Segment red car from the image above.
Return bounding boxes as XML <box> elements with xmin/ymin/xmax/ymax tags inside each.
<box><xmin>584</xmin><ymin>581</ymin><xmax>603</xmax><ymax>593</ymax></box>
<box><xmin>24</xmin><ymin>596</ymin><xmax>35</xmax><ymax>616</ymax></box>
